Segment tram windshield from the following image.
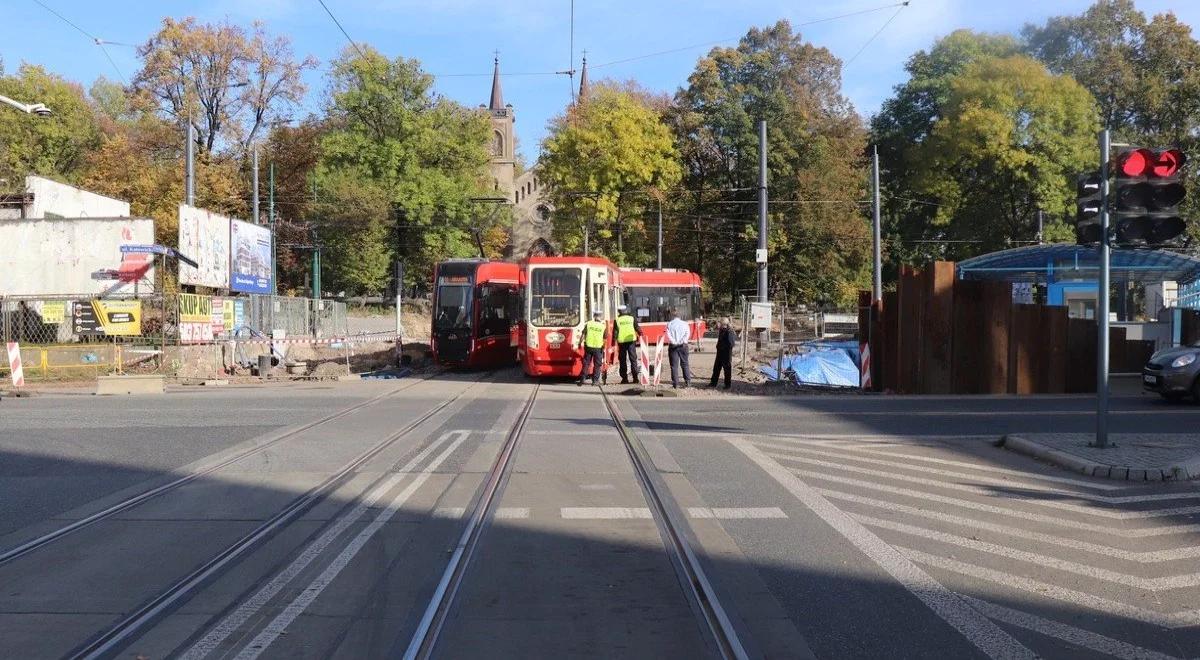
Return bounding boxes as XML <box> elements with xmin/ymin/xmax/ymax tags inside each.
<box><xmin>529</xmin><ymin>267</ymin><xmax>582</xmax><ymax>327</ymax></box>
<box><xmin>435</xmin><ymin>283</ymin><xmax>472</xmax><ymax>330</ymax></box>
<box><xmin>625</xmin><ymin>286</ymin><xmax>698</xmax><ymax>323</ymax></box>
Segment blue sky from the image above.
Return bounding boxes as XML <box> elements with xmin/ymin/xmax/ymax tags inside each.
<box><xmin>4</xmin><ymin>1</ymin><xmax>1199</xmax><ymax>163</ymax></box>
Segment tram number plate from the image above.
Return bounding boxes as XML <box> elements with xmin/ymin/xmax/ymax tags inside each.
<box><xmin>549</xmin><ymin>342</ymin><xmax>562</xmax><ymax>349</ymax></box>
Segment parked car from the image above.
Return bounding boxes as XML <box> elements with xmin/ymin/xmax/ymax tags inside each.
<box><xmin>1143</xmin><ymin>343</ymin><xmax>1200</xmax><ymax>401</ymax></box>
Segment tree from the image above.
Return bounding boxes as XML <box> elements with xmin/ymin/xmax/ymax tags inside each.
<box><xmin>911</xmin><ymin>55</ymin><xmax>1098</xmax><ymax>257</ymax></box>
<box><xmin>313</xmin><ymin>46</ymin><xmax>494</xmax><ymax>295</ymax></box>
<box><xmin>0</xmin><ymin>64</ymin><xmax>101</xmax><ymax>187</ymax></box>
<box><xmin>670</xmin><ymin>20</ymin><xmax>870</xmax><ymax>307</ymax></box>
<box><xmin>134</xmin><ymin>17</ymin><xmax>316</xmax><ymax>154</ymax></box>
<box><xmin>539</xmin><ymin>83</ymin><xmax>682</xmax><ymax>264</ymax></box>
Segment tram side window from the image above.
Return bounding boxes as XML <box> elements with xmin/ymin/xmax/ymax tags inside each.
<box><xmin>435</xmin><ymin>285</ymin><xmax>471</xmax><ymax>329</ymax></box>
<box><xmin>628</xmin><ymin>287</ymin><xmax>694</xmax><ymax>323</ymax></box>
<box><xmin>530</xmin><ymin>268</ymin><xmax>582</xmax><ymax>327</ymax></box>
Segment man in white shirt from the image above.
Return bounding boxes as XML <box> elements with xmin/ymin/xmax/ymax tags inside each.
<box><xmin>665</xmin><ymin>309</ymin><xmax>691</xmax><ymax>388</ymax></box>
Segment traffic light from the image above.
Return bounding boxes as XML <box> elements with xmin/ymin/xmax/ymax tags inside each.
<box><xmin>1075</xmin><ymin>172</ymin><xmax>1103</xmax><ymax>245</ymax></box>
<box><xmin>1112</xmin><ymin>147</ymin><xmax>1187</xmax><ymax>246</ymax></box>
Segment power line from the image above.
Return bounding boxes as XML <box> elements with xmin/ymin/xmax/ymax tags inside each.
<box><xmin>316</xmin><ymin>0</ymin><xmax>366</xmax><ymax>59</ymax></box>
<box><xmin>843</xmin><ymin>1</ymin><xmax>910</xmax><ymax>68</ymax></box>
<box><xmin>30</xmin><ymin>0</ymin><xmax>127</xmax><ymax>83</ymax></box>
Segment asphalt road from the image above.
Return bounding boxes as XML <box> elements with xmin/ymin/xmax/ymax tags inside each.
<box><xmin>0</xmin><ymin>375</ymin><xmax>1198</xmax><ymax>658</ymax></box>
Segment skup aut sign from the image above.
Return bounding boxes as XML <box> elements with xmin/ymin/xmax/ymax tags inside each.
<box><xmin>230</xmin><ymin>220</ymin><xmax>273</xmax><ymax>294</ymax></box>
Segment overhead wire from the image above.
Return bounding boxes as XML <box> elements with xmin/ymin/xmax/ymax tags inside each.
<box><xmin>29</xmin><ymin>0</ymin><xmax>128</xmax><ymax>83</ymax></box>
<box><xmin>316</xmin><ymin>0</ymin><xmax>367</xmax><ymax>59</ymax></box>
<box><xmin>843</xmin><ymin>1</ymin><xmax>910</xmax><ymax>68</ymax></box>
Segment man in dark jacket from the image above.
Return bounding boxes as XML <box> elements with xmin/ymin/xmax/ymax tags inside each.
<box><xmin>709</xmin><ymin>317</ymin><xmax>735</xmax><ymax>390</ymax></box>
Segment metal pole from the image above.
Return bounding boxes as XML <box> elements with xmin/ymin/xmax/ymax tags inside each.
<box><xmin>871</xmin><ymin>145</ymin><xmax>882</xmax><ymax>303</ymax></box>
<box><xmin>657</xmin><ymin>200</ymin><xmax>663</xmax><ymax>269</ymax></box>
<box><xmin>252</xmin><ymin>148</ymin><xmax>260</xmax><ymax>225</ymax></box>
<box><xmin>583</xmin><ymin>221</ymin><xmax>589</xmax><ymax>257</ymax></box>
<box><xmin>1037</xmin><ymin>208</ymin><xmax>1044</xmax><ymax>245</ymax></box>
<box><xmin>312</xmin><ymin>248</ymin><xmax>321</xmax><ymax>300</ymax></box>
<box><xmin>1094</xmin><ymin>128</ymin><xmax>1111</xmax><ymax>448</ymax></box>
<box><xmin>269</xmin><ymin>162</ymin><xmax>276</xmax><ymax>296</ymax></box>
<box><xmin>185</xmin><ymin>119</ymin><xmax>195</xmax><ymax>205</ymax></box>
<box><xmin>757</xmin><ymin>120</ymin><xmax>769</xmax><ymax>347</ymax></box>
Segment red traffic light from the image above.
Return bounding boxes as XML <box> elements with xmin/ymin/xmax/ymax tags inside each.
<box><xmin>1151</xmin><ymin>149</ymin><xmax>1185</xmax><ymax>177</ymax></box>
<box><xmin>1118</xmin><ymin>148</ymin><xmax>1153</xmax><ymax>177</ymax></box>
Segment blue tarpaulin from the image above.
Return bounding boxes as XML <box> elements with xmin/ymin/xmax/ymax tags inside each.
<box><xmin>760</xmin><ymin>340</ymin><xmax>860</xmax><ymax>388</ymax></box>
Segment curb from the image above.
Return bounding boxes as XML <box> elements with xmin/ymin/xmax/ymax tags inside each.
<box><xmin>1002</xmin><ymin>434</ymin><xmax>1200</xmax><ymax>481</ymax></box>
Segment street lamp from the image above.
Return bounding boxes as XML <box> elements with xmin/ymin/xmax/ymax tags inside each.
<box><xmin>0</xmin><ymin>94</ymin><xmax>52</xmax><ymax>117</ymax></box>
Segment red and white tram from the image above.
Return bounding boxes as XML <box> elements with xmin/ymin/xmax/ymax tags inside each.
<box><xmin>618</xmin><ymin>268</ymin><xmax>706</xmax><ymax>345</ymax></box>
<box><xmin>518</xmin><ymin>256</ymin><xmax>621</xmax><ymax>378</ymax></box>
<box><xmin>431</xmin><ymin>259</ymin><xmax>521</xmax><ymax>368</ymax></box>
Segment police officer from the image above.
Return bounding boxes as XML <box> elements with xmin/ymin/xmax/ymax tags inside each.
<box><xmin>615</xmin><ymin>304</ymin><xmax>642</xmax><ymax>384</ymax></box>
<box><xmin>577</xmin><ymin>309</ymin><xmax>607</xmax><ymax>386</ymax></box>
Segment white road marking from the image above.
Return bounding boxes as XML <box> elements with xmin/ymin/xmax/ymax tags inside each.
<box><xmin>959</xmin><ymin>595</ymin><xmax>1182</xmax><ymax>660</ymax></box>
<box><xmin>687</xmin><ymin>507</ymin><xmax>787</xmax><ymax>519</ymax></box>
<box><xmin>560</xmin><ymin>507</ymin><xmax>652</xmax><ymax>519</ymax></box>
<box><xmin>729</xmin><ymin>438</ymin><xmax>1036</xmax><ymax>660</ymax></box>
<box><xmin>764</xmin><ymin>440</ymin><xmax>1197</xmax><ymax>503</ymax></box>
<box><xmin>494</xmin><ymin>507</ymin><xmax>530</xmax><ymax>519</ymax></box>
<box><xmin>579</xmin><ymin>483</ymin><xmax>617</xmax><ymax>491</ymax></box>
<box><xmin>432</xmin><ymin>507</ymin><xmax>465</xmax><ymax>519</ymax></box>
<box><xmin>767</xmin><ymin>450</ymin><xmax>1200</xmax><ymax>520</ymax></box>
<box><xmin>181</xmin><ymin>430</ymin><xmax>469</xmax><ymax>660</ymax></box>
<box><xmin>855</xmin><ymin>514</ymin><xmax>1200</xmax><ymax>590</ymax></box>
<box><xmin>804</xmin><ymin>471</ymin><xmax>1200</xmax><ymax>537</ymax></box>
<box><xmin>819</xmin><ymin>488</ymin><xmax>1200</xmax><ymax>562</ymax></box>
<box><xmin>900</xmin><ymin>547</ymin><xmax>1200</xmax><ymax>629</ymax></box>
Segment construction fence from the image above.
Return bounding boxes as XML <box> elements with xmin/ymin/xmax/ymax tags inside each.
<box><xmin>1</xmin><ymin>293</ymin><xmax>348</xmax><ymax>380</ymax></box>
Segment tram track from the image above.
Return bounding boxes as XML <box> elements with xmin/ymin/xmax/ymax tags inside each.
<box><xmin>0</xmin><ymin>371</ymin><xmax>440</xmax><ymax>569</ymax></box>
<box><xmin>64</xmin><ymin>372</ymin><xmax>486</xmax><ymax>660</ymax></box>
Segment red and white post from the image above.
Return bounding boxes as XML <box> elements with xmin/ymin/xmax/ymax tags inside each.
<box><xmin>6</xmin><ymin>342</ymin><xmax>25</xmax><ymax>389</ymax></box>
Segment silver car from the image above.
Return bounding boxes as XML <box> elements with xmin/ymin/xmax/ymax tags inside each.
<box><xmin>1143</xmin><ymin>343</ymin><xmax>1200</xmax><ymax>402</ymax></box>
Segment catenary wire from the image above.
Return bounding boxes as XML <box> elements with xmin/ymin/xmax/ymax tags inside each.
<box><xmin>316</xmin><ymin>0</ymin><xmax>367</xmax><ymax>59</ymax></box>
<box><xmin>29</xmin><ymin>0</ymin><xmax>127</xmax><ymax>82</ymax></box>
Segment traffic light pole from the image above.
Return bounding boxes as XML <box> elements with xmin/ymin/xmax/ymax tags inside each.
<box><xmin>1094</xmin><ymin>128</ymin><xmax>1111</xmax><ymax>449</ymax></box>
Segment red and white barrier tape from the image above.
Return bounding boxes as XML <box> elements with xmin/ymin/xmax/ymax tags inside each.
<box><xmin>225</xmin><ymin>333</ymin><xmax>401</xmax><ymax>346</ymax></box>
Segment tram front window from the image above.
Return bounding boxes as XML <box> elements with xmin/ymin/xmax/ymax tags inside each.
<box><xmin>435</xmin><ymin>285</ymin><xmax>472</xmax><ymax>330</ymax></box>
<box><xmin>530</xmin><ymin>268</ymin><xmax>581</xmax><ymax>327</ymax></box>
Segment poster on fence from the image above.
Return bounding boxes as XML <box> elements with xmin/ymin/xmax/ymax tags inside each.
<box><xmin>73</xmin><ymin>300</ymin><xmax>142</xmax><ymax>336</ymax></box>
<box><xmin>177</xmin><ymin>204</ymin><xmax>231</xmax><ymax>288</ymax></box>
<box><xmin>40</xmin><ymin>301</ymin><xmax>67</xmax><ymax>324</ymax></box>
<box><xmin>211</xmin><ymin>296</ymin><xmax>226</xmax><ymax>337</ymax></box>
<box><xmin>178</xmin><ymin>293</ymin><xmax>214</xmax><ymax>343</ymax></box>
<box><xmin>230</xmin><ymin>220</ymin><xmax>273</xmax><ymax>294</ymax></box>
<box><xmin>233</xmin><ymin>299</ymin><xmax>245</xmax><ymax>332</ymax></box>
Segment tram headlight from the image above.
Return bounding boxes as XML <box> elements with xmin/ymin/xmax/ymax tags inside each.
<box><xmin>528</xmin><ymin>326</ymin><xmax>539</xmax><ymax>349</ymax></box>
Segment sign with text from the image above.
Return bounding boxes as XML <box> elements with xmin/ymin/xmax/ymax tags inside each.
<box><xmin>178</xmin><ymin>293</ymin><xmax>214</xmax><ymax>343</ymax></box>
<box><xmin>73</xmin><ymin>300</ymin><xmax>142</xmax><ymax>336</ymax></box>
<box><xmin>230</xmin><ymin>220</ymin><xmax>272</xmax><ymax>293</ymax></box>
<box><xmin>177</xmin><ymin>204</ymin><xmax>231</xmax><ymax>288</ymax></box>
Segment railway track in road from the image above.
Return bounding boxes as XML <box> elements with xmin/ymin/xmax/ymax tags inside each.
<box><xmin>402</xmin><ymin>383</ymin><xmax>750</xmax><ymax>660</ymax></box>
<box><xmin>63</xmin><ymin>372</ymin><xmax>484</xmax><ymax>660</ymax></box>
<box><xmin>0</xmin><ymin>372</ymin><xmax>439</xmax><ymax>569</ymax></box>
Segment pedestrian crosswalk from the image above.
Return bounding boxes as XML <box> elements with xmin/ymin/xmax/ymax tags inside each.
<box><xmin>735</xmin><ymin>435</ymin><xmax>1200</xmax><ymax>660</ymax></box>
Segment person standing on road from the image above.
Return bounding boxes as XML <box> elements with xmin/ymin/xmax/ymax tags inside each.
<box><xmin>615</xmin><ymin>304</ymin><xmax>643</xmax><ymax>384</ymax></box>
<box><xmin>666</xmin><ymin>308</ymin><xmax>691</xmax><ymax>389</ymax></box>
<box><xmin>577</xmin><ymin>309</ymin><xmax>608</xmax><ymax>386</ymax></box>
<box><xmin>710</xmin><ymin>317</ymin><xmax>735</xmax><ymax>390</ymax></box>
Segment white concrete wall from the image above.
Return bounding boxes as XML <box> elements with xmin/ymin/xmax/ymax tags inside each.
<box><xmin>0</xmin><ymin>217</ymin><xmax>154</xmax><ymax>296</ymax></box>
<box><xmin>25</xmin><ymin>176</ymin><xmax>130</xmax><ymax>218</ymax></box>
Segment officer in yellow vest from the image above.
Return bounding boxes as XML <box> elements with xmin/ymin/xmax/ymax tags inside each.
<box><xmin>576</xmin><ymin>309</ymin><xmax>608</xmax><ymax>386</ymax></box>
<box><xmin>615</xmin><ymin>304</ymin><xmax>643</xmax><ymax>384</ymax></box>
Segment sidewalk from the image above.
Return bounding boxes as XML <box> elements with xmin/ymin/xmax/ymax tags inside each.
<box><xmin>1004</xmin><ymin>433</ymin><xmax>1200</xmax><ymax>482</ymax></box>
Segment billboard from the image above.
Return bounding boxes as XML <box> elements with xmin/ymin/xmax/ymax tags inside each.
<box><xmin>0</xmin><ymin>217</ymin><xmax>155</xmax><ymax>296</ymax></box>
<box><xmin>179</xmin><ymin>293</ymin><xmax>214</xmax><ymax>344</ymax></box>
<box><xmin>230</xmin><ymin>220</ymin><xmax>273</xmax><ymax>293</ymax></box>
<box><xmin>73</xmin><ymin>300</ymin><xmax>142</xmax><ymax>336</ymax></box>
<box><xmin>178</xmin><ymin>204</ymin><xmax>231</xmax><ymax>288</ymax></box>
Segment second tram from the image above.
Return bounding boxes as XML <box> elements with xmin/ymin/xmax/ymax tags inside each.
<box><xmin>519</xmin><ymin>256</ymin><xmax>621</xmax><ymax>378</ymax></box>
<box><xmin>431</xmin><ymin>259</ymin><xmax>521</xmax><ymax>368</ymax></box>
<box><xmin>619</xmin><ymin>268</ymin><xmax>706</xmax><ymax>345</ymax></box>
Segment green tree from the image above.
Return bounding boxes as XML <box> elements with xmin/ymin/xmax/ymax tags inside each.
<box><xmin>912</xmin><ymin>55</ymin><xmax>1098</xmax><ymax>256</ymax></box>
<box><xmin>539</xmin><ymin>83</ymin><xmax>682</xmax><ymax>264</ymax></box>
<box><xmin>0</xmin><ymin>64</ymin><xmax>101</xmax><ymax>187</ymax></box>
<box><xmin>313</xmin><ymin>47</ymin><xmax>493</xmax><ymax>295</ymax></box>
<box><xmin>670</xmin><ymin>20</ymin><xmax>869</xmax><ymax>307</ymax></box>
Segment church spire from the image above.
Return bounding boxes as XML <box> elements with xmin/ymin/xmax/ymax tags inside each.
<box><xmin>577</xmin><ymin>54</ymin><xmax>590</xmax><ymax>102</ymax></box>
<box><xmin>489</xmin><ymin>55</ymin><xmax>505</xmax><ymax>111</ymax></box>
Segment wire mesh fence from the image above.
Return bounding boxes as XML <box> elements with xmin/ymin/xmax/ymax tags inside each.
<box><xmin>1</xmin><ymin>293</ymin><xmax>348</xmax><ymax>381</ymax></box>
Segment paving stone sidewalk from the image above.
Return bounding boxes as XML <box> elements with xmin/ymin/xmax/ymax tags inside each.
<box><xmin>1004</xmin><ymin>433</ymin><xmax>1200</xmax><ymax>481</ymax></box>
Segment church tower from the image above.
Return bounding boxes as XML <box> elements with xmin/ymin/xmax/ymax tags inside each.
<box><xmin>486</xmin><ymin>57</ymin><xmax>516</xmax><ymax>195</ymax></box>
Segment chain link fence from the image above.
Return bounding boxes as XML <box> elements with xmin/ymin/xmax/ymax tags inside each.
<box><xmin>1</xmin><ymin>293</ymin><xmax>347</xmax><ymax>381</ymax></box>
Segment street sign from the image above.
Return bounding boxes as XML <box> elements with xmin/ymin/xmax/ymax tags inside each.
<box><xmin>120</xmin><ymin>244</ymin><xmax>170</xmax><ymax>255</ymax></box>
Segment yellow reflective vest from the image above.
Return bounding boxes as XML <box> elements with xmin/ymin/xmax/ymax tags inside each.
<box><xmin>584</xmin><ymin>320</ymin><xmax>606</xmax><ymax>349</ymax></box>
<box><xmin>616</xmin><ymin>314</ymin><xmax>637</xmax><ymax>343</ymax></box>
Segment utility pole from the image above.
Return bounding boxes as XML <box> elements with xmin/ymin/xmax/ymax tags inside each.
<box><xmin>1094</xmin><ymin>129</ymin><xmax>1112</xmax><ymax>448</ymax></box>
<box><xmin>185</xmin><ymin>119</ymin><xmax>195</xmax><ymax>206</ymax></box>
<box><xmin>1036</xmin><ymin>208</ymin><xmax>1044</xmax><ymax>245</ymax></box>
<box><xmin>871</xmin><ymin>145</ymin><xmax>882</xmax><ymax>303</ymax></box>
<box><xmin>756</xmin><ymin>120</ymin><xmax>769</xmax><ymax>345</ymax></box>
<box><xmin>657</xmin><ymin>200</ymin><xmax>663</xmax><ymax>269</ymax></box>
<box><xmin>252</xmin><ymin>148</ymin><xmax>260</xmax><ymax>224</ymax></box>
<box><xmin>269</xmin><ymin>162</ymin><xmax>277</xmax><ymax>297</ymax></box>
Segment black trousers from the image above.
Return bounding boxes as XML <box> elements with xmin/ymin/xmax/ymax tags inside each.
<box><xmin>579</xmin><ymin>347</ymin><xmax>604</xmax><ymax>383</ymax></box>
<box><xmin>618</xmin><ymin>341</ymin><xmax>639</xmax><ymax>381</ymax></box>
<box><xmin>668</xmin><ymin>344</ymin><xmax>691</xmax><ymax>387</ymax></box>
<box><xmin>710</xmin><ymin>348</ymin><xmax>732</xmax><ymax>388</ymax></box>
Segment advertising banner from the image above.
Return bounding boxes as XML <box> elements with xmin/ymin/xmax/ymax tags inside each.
<box><xmin>41</xmin><ymin>301</ymin><xmax>67</xmax><ymax>324</ymax></box>
<box><xmin>1</xmin><ymin>218</ymin><xmax>155</xmax><ymax>296</ymax></box>
<box><xmin>177</xmin><ymin>204</ymin><xmax>232</xmax><ymax>288</ymax></box>
<box><xmin>211</xmin><ymin>296</ymin><xmax>226</xmax><ymax>336</ymax></box>
<box><xmin>234</xmin><ymin>299</ymin><xmax>246</xmax><ymax>331</ymax></box>
<box><xmin>73</xmin><ymin>300</ymin><xmax>142</xmax><ymax>336</ymax></box>
<box><xmin>179</xmin><ymin>293</ymin><xmax>214</xmax><ymax>343</ymax></box>
<box><xmin>230</xmin><ymin>220</ymin><xmax>273</xmax><ymax>294</ymax></box>
<box><xmin>223</xmin><ymin>299</ymin><xmax>236</xmax><ymax>333</ymax></box>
